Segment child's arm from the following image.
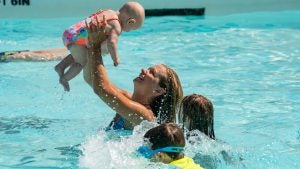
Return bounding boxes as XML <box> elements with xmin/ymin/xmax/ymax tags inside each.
<box><xmin>107</xmin><ymin>28</ymin><xmax>120</xmax><ymax>66</ymax></box>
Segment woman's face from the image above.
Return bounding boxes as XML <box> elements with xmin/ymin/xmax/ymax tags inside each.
<box><xmin>133</xmin><ymin>64</ymin><xmax>167</xmax><ymax>96</ymax></box>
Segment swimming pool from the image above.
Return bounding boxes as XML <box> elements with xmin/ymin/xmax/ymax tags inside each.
<box><xmin>0</xmin><ymin>11</ymin><xmax>300</xmax><ymax>168</ymax></box>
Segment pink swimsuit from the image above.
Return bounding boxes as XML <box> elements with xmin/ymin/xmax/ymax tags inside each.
<box><xmin>62</xmin><ymin>10</ymin><xmax>120</xmax><ymax>49</ymax></box>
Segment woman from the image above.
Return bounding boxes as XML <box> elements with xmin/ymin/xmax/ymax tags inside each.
<box><xmin>84</xmin><ymin>17</ymin><xmax>183</xmax><ymax>130</ymax></box>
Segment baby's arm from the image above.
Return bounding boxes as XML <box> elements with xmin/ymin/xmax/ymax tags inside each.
<box><xmin>106</xmin><ymin>23</ymin><xmax>121</xmax><ymax>66</ymax></box>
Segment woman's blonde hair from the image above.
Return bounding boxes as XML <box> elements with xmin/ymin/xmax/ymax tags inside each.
<box><xmin>150</xmin><ymin>64</ymin><xmax>183</xmax><ymax>124</ymax></box>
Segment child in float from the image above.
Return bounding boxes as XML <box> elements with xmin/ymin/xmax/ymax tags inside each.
<box><xmin>137</xmin><ymin>123</ymin><xmax>204</xmax><ymax>169</ymax></box>
<box><xmin>55</xmin><ymin>2</ymin><xmax>145</xmax><ymax>91</ymax></box>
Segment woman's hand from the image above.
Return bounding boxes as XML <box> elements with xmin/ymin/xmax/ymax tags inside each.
<box><xmin>85</xmin><ymin>15</ymin><xmax>107</xmax><ymax>51</ymax></box>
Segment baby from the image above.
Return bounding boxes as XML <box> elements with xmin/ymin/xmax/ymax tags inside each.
<box><xmin>55</xmin><ymin>2</ymin><xmax>145</xmax><ymax>91</ymax></box>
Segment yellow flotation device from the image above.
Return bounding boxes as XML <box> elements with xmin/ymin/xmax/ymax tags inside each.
<box><xmin>170</xmin><ymin>156</ymin><xmax>204</xmax><ymax>169</ymax></box>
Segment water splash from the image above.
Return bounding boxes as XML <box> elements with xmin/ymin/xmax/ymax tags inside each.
<box><xmin>79</xmin><ymin>122</ymin><xmax>246</xmax><ymax>169</ymax></box>
<box><xmin>79</xmin><ymin>121</ymin><xmax>168</xmax><ymax>169</ymax></box>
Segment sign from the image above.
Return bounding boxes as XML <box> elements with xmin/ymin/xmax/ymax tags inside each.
<box><xmin>1</xmin><ymin>0</ymin><xmax>30</xmax><ymax>6</ymax></box>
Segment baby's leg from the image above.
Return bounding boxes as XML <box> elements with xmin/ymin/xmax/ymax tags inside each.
<box><xmin>60</xmin><ymin>45</ymin><xmax>87</xmax><ymax>91</ymax></box>
<box><xmin>60</xmin><ymin>63</ymin><xmax>82</xmax><ymax>91</ymax></box>
<box><xmin>54</xmin><ymin>54</ymin><xmax>74</xmax><ymax>78</ymax></box>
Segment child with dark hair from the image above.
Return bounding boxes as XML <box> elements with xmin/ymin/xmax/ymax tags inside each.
<box><xmin>178</xmin><ymin>94</ymin><xmax>215</xmax><ymax>139</ymax></box>
<box><xmin>137</xmin><ymin>123</ymin><xmax>203</xmax><ymax>169</ymax></box>
<box><xmin>179</xmin><ymin>94</ymin><xmax>243</xmax><ymax>169</ymax></box>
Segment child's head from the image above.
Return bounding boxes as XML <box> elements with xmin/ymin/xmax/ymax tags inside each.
<box><xmin>138</xmin><ymin>123</ymin><xmax>185</xmax><ymax>163</ymax></box>
<box><xmin>118</xmin><ymin>2</ymin><xmax>145</xmax><ymax>32</ymax></box>
<box><xmin>179</xmin><ymin>94</ymin><xmax>215</xmax><ymax>139</ymax></box>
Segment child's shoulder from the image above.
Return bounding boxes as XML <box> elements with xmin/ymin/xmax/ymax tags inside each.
<box><xmin>102</xmin><ymin>10</ymin><xmax>121</xmax><ymax>33</ymax></box>
<box><xmin>90</xmin><ymin>9</ymin><xmax>117</xmax><ymax>20</ymax></box>
<box><xmin>102</xmin><ymin>9</ymin><xmax>116</xmax><ymax>13</ymax></box>
<box><xmin>98</xmin><ymin>10</ymin><xmax>119</xmax><ymax>23</ymax></box>
<box><xmin>101</xmin><ymin>9</ymin><xmax>118</xmax><ymax>17</ymax></box>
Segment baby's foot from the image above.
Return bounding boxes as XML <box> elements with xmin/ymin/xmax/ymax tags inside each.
<box><xmin>55</xmin><ymin>65</ymin><xmax>64</xmax><ymax>78</ymax></box>
<box><xmin>59</xmin><ymin>77</ymin><xmax>70</xmax><ymax>92</ymax></box>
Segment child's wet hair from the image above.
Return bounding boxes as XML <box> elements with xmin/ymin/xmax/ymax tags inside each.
<box><xmin>144</xmin><ymin>123</ymin><xmax>185</xmax><ymax>159</ymax></box>
<box><xmin>180</xmin><ymin>94</ymin><xmax>215</xmax><ymax>139</ymax></box>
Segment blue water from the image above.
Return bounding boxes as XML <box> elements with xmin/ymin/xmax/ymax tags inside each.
<box><xmin>1</xmin><ymin>11</ymin><xmax>300</xmax><ymax>169</ymax></box>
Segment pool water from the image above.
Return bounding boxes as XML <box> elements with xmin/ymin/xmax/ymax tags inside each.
<box><xmin>1</xmin><ymin>11</ymin><xmax>300</xmax><ymax>169</ymax></box>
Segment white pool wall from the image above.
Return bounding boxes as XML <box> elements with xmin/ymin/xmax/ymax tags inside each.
<box><xmin>204</xmin><ymin>0</ymin><xmax>300</xmax><ymax>15</ymax></box>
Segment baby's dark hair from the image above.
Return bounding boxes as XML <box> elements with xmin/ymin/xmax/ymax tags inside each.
<box><xmin>180</xmin><ymin>94</ymin><xmax>215</xmax><ymax>139</ymax></box>
<box><xmin>144</xmin><ymin>123</ymin><xmax>185</xmax><ymax>160</ymax></box>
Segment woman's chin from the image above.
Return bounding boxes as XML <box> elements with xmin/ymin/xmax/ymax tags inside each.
<box><xmin>133</xmin><ymin>77</ymin><xmax>143</xmax><ymax>83</ymax></box>
<box><xmin>133</xmin><ymin>78</ymin><xmax>146</xmax><ymax>90</ymax></box>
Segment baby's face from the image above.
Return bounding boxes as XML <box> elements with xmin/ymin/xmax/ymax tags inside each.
<box><xmin>120</xmin><ymin>2</ymin><xmax>145</xmax><ymax>32</ymax></box>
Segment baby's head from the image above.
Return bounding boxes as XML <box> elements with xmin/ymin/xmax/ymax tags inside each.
<box><xmin>138</xmin><ymin>123</ymin><xmax>185</xmax><ymax>163</ymax></box>
<box><xmin>118</xmin><ymin>2</ymin><xmax>145</xmax><ymax>32</ymax></box>
<box><xmin>179</xmin><ymin>94</ymin><xmax>215</xmax><ymax>139</ymax></box>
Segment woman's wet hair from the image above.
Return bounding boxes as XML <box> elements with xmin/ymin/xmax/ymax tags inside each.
<box><xmin>149</xmin><ymin>64</ymin><xmax>183</xmax><ymax>124</ymax></box>
<box><xmin>144</xmin><ymin>123</ymin><xmax>185</xmax><ymax>159</ymax></box>
<box><xmin>179</xmin><ymin>94</ymin><xmax>215</xmax><ymax>139</ymax></box>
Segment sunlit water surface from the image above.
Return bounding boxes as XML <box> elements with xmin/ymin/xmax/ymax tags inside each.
<box><xmin>0</xmin><ymin>11</ymin><xmax>300</xmax><ymax>169</ymax></box>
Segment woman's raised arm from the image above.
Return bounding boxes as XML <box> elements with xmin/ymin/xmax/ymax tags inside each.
<box><xmin>84</xmin><ymin>16</ymin><xmax>155</xmax><ymax>126</ymax></box>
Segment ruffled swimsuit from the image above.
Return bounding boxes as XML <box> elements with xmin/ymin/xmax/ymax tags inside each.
<box><xmin>62</xmin><ymin>10</ymin><xmax>120</xmax><ymax>49</ymax></box>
